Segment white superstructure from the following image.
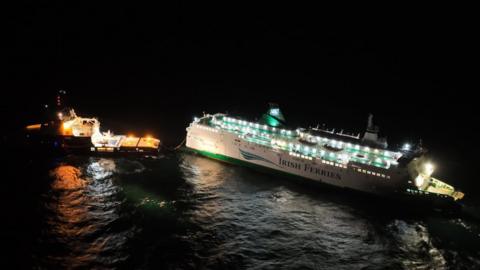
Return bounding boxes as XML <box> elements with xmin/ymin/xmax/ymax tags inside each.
<box><xmin>57</xmin><ymin>109</ymin><xmax>160</xmax><ymax>153</ymax></box>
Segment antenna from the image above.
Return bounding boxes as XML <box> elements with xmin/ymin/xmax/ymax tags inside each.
<box><xmin>367</xmin><ymin>114</ymin><xmax>373</xmax><ymax>129</ymax></box>
<box><xmin>56</xmin><ymin>89</ymin><xmax>68</xmax><ymax>108</ymax></box>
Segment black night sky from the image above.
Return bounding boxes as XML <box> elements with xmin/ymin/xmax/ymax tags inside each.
<box><xmin>5</xmin><ymin>4</ymin><xmax>476</xmax><ymax>175</ymax></box>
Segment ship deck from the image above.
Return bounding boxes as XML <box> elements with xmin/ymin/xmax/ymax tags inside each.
<box><xmin>198</xmin><ymin>114</ymin><xmax>402</xmax><ymax>170</ymax></box>
<box><xmin>92</xmin><ymin>134</ymin><xmax>160</xmax><ymax>153</ymax></box>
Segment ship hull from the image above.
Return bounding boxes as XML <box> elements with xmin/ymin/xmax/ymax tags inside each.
<box><xmin>187</xmin><ymin>147</ymin><xmax>460</xmax><ymax>210</ymax></box>
<box><xmin>186</xmin><ymin>125</ymin><xmax>406</xmax><ymax>197</ymax></box>
<box><xmin>24</xmin><ymin>134</ymin><xmax>159</xmax><ymax>156</ymax></box>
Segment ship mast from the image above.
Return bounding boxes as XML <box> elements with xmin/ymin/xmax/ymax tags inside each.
<box><xmin>362</xmin><ymin>114</ymin><xmax>388</xmax><ymax>149</ymax></box>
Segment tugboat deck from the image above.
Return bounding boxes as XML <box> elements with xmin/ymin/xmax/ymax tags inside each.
<box><xmin>91</xmin><ymin>135</ymin><xmax>160</xmax><ymax>154</ymax></box>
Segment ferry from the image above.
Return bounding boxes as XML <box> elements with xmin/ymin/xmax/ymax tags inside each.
<box><xmin>186</xmin><ymin>104</ymin><xmax>464</xmax><ymax>207</ymax></box>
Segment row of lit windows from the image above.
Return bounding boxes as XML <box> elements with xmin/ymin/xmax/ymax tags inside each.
<box><xmin>287</xmin><ymin>151</ymin><xmax>348</xmax><ymax>168</ymax></box>
<box><xmin>289</xmin><ymin>152</ymin><xmax>313</xmax><ymax>161</ymax></box>
<box><xmin>405</xmin><ymin>189</ymin><xmax>448</xmax><ymax>198</ymax></box>
<box><xmin>356</xmin><ymin>168</ymin><xmax>390</xmax><ymax>179</ymax></box>
<box><xmin>195</xmin><ymin>124</ymin><xmax>219</xmax><ymax>133</ymax></box>
<box><xmin>406</xmin><ymin>188</ymin><xmax>427</xmax><ymax>195</ymax></box>
<box><xmin>321</xmin><ymin>159</ymin><xmax>348</xmax><ymax>169</ymax></box>
<box><xmin>222</xmin><ymin>124</ymin><xmax>274</xmax><ymax>139</ymax></box>
<box><xmin>288</xmin><ymin>151</ymin><xmax>350</xmax><ymax>168</ymax></box>
<box><xmin>298</xmin><ymin>131</ymin><xmax>398</xmax><ymax>159</ymax></box>
<box><xmin>91</xmin><ymin>147</ymin><xmax>115</xmax><ymax>152</ymax></box>
<box><xmin>221</xmin><ymin>117</ymin><xmax>294</xmax><ymax>136</ymax></box>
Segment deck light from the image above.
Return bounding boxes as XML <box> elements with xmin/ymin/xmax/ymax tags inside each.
<box><xmin>415</xmin><ymin>175</ymin><xmax>425</xmax><ymax>187</ymax></box>
<box><xmin>425</xmin><ymin>163</ymin><xmax>434</xmax><ymax>176</ymax></box>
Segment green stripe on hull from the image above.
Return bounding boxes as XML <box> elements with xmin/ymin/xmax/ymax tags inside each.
<box><xmin>187</xmin><ymin>148</ymin><xmax>308</xmax><ymax>180</ymax></box>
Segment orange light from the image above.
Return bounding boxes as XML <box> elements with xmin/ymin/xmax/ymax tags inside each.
<box><xmin>26</xmin><ymin>124</ymin><xmax>41</xmax><ymax>130</ymax></box>
<box><xmin>61</xmin><ymin>121</ymin><xmax>73</xmax><ymax>136</ymax></box>
<box><xmin>63</xmin><ymin>121</ymin><xmax>72</xmax><ymax>129</ymax></box>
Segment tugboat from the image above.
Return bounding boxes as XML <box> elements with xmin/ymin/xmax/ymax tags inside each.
<box><xmin>24</xmin><ymin>91</ymin><xmax>160</xmax><ymax>155</ymax></box>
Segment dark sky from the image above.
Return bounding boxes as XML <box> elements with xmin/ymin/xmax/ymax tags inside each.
<box><xmin>3</xmin><ymin>4</ymin><xmax>477</xmax><ymax>186</ymax></box>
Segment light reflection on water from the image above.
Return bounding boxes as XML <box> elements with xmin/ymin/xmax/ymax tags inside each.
<box><xmin>28</xmin><ymin>154</ymin><xmax>480</xmax><ymax>269</ymax></box>
<box><xmin>35</xmin><ymin>158</ymin><xmax>133</xmax><ymax>269</ymax></box>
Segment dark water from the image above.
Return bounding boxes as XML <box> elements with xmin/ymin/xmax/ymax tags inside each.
<box><xmin>3</xmin><ymin>152</ymin><xmax>480</xmax><ymax>269</ymax></box>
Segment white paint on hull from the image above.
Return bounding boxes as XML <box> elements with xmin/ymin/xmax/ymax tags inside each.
<box><xmin>186</xmin><ymin>124</ymin><xmax>408</xmax><ymax>196</ymax></box>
